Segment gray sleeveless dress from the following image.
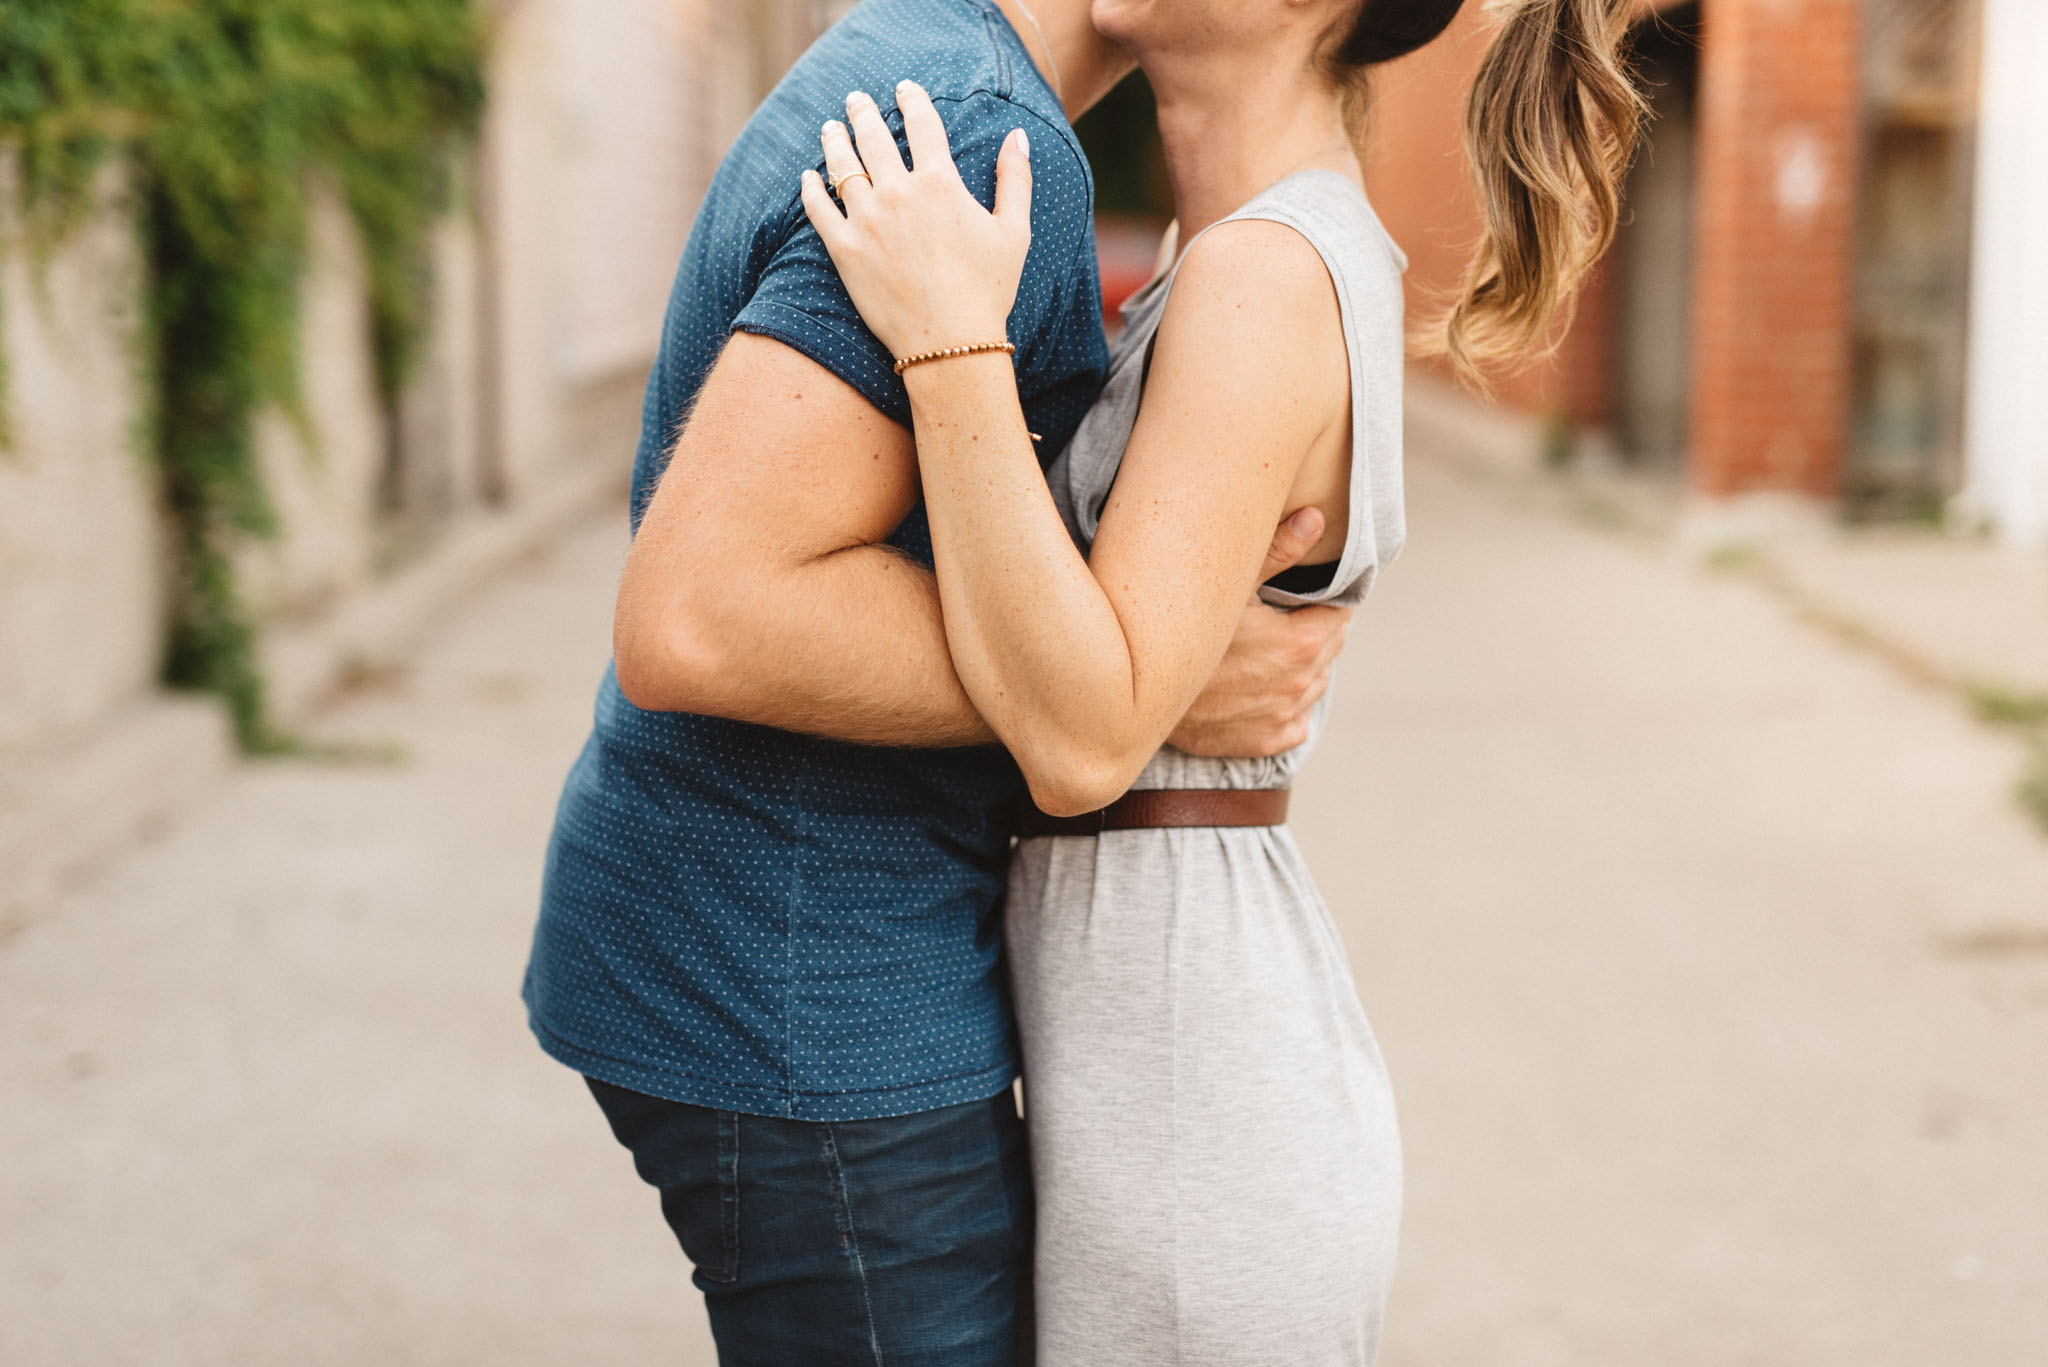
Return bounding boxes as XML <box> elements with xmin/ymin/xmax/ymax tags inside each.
<box><xmin>1007</xmin><ymin>170</ymin><xmax>1408</xmax><ymax>1366</ymax></box>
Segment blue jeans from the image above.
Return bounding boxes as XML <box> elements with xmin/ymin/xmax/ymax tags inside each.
<box><xmin>585</xmin><ymin>1078</ymin><xmax>1034</xmax><ymax>1366</ymax></box>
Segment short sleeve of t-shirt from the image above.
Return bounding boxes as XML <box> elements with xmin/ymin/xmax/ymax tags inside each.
<box><xmin>731</xmin><ymin>89</ymin><xmax>1094</xmax><ymax>430</ymax></box>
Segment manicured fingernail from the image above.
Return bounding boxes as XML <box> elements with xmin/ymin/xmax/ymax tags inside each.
<box><xmin>847</xmin><ymin>90</ymin><xmax>871</xmax><ymax>108</ymax></box>
<box><xmin>898</xmin><ymin>79</ymin><xmax>920</xmax><ymax>94</ymax></box>
<box><xmin>1016</xmin><ymin>129</ymin><xmax>1030</xmax><ymax>156</ymax></box>
<box><xmin>822</xmin><ymin>120</ymin><xmax>837</xmax><ymax>136</ymax></box>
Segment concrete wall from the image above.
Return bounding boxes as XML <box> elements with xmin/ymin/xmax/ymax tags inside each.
<box><xmin>0</xmin><ymin>164</ymin><xmax>157</xmax><ymax>758</ymax></box>
<box><xmin>481</xmin><ymin>0</ymin><xmax>722</xmax><ymax>498</ymax></box>
<box><xmin>552</xmin><ymin>0</ymin><xmax>710</xmax><ymax>385</ymax></box>
<box><xmin>238</xmin><ymin>187</ymin><xmax>390</xmax><ymax>626</ymax></box>
<box><xmin>1</xmin><ymin>0</ymin><xmax>740</xmax><ymax>764</ymax></box>
<box><xmin>1960</xmin><ymin>0</ymin><xmax>2048</xmax><ymax>549</ymax></box>
<box><xmin>384</xmin><ymin>200</ymin><xmax>491</xmax><ymax>545</ymax></box>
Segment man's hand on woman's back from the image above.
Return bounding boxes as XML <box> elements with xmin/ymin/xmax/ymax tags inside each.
<box><xmin>1170</xmin><ymin>506</ymin><xmax>1352</xmax><ymax>759</ymax></box>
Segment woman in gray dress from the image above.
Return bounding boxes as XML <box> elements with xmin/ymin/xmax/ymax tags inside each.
<box><xmin>800</xmin><ymin>0</ymin><xmax>1641</xmax><ymax>1359</ymax></box>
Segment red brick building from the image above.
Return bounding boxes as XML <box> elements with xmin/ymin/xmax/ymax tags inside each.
<box><xmin>1363</xmin><ymin>0</ymin><xmax>1990</xmax><ymax>520</ymax></box>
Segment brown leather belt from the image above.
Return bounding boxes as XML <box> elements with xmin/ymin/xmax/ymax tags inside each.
<box><xmin>1016</xmin><ymin>787</ymin><xmax>1290</xmax><ymax>838</ymax></box>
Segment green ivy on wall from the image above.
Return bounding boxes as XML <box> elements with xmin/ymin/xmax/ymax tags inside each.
<box><xmin>0</xmin><ymin>0</ymin><xmax>484</xmax><ymax>747</ymax></box>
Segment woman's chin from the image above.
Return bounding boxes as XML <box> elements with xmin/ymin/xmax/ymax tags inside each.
<box><xmin>1089</xmin><ymin>0</ymin><xmax>1148</xmax><ymax>48</ymax></box>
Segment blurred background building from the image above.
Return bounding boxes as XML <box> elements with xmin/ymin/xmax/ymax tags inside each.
<box><xmin>1368</xmin><ymin>0</ymin><xmax>2046</xmax><ymax>545</ymax></box>
<box><xmin>1081</xmin><ymin>0</ymin><xmax>2046</xmax><ymax>547</ymax></box>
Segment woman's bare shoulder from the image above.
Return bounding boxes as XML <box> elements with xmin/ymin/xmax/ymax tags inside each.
<box><xmin>1179</xmin><ymin>216</ymin><xmax>1335</xmax><ymax>317</ymax></box>
<box><xmin>1151</xmin><ymin>217</ymin><xmax>1347</xmax><ymax>406</ymax></box>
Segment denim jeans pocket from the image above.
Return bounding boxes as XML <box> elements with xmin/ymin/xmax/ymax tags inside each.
<box><xmin>586</xmin><ymin>1078</ymin><xmax>741</xmax><ymax>1285</ymax></box>
<box><xmin>671</xmin><ymin>1109</ymin><xmax>740</xmax><ymax>1284</ymax></box>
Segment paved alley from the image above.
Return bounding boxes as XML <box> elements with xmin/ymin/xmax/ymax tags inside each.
<box><xmin>1</xmin><ymin>523</ymin><xmax>719</xmax><ymax>1364</ymax></box>
<box><xmin>4</xmin><ymin>452</ymin><xmax>2046</xmax><ymax>1365</ymax></box>
<box><xmin>1309</xmin><ymin>459</ymin><xmax>2048</xmax><ymax>1365</ymax></box>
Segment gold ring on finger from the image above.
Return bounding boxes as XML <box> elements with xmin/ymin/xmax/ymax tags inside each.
<box><xmin>831</xmin><ymin>171</ymin><xmax>873</xmax><ymax>196</ymax></box>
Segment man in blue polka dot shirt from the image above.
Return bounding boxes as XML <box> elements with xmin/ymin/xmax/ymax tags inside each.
<box><xmin>523</xmin><ymin>0</ymin><xmax>1347</xmax><ymax>1358</ymax></box>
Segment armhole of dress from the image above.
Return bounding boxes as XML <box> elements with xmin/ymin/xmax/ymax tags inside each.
<box><xmin>1105</xmin><ymin>192</ymin><xmax>1377</xmax><ymax>596</ymax></box>
<box><xmin>1223</xmin><ymin>203</ymin><xmax>1377</xmax><ymax>607</ymax></box>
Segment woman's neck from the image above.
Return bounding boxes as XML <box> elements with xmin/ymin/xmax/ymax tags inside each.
<box><xmin>1147</xmin><ymin>55</ymin><xmax>1358</xmax><ymax>246</ymax></box>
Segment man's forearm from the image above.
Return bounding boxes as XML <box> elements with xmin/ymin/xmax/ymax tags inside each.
<box><xmin>615</xmin><ymin>534</ymin><xmax>995</xmax><ymax>747</ymax></box>
<box><xmin>611</xmin><ymin>333</ymin><xmax>997</xmax><ymax>748</ymax></box>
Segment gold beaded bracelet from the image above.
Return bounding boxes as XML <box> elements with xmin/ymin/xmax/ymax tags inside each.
<box><xmin>892</xmin><ymin>341</ymin><xmax>1016</xmax><ymax>376</ymax></box>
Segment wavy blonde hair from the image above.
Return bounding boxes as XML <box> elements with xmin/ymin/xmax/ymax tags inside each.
<box><xmin>1327</xmin><ymin>0</ymin><xmax>1647</xmax><ymax>382</ymax></box>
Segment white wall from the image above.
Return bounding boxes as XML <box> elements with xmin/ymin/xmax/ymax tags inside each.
<box><xmin>483</xmin><ymin>0</ymin><xmax>718</xmax><ymax>494</ymax></box>
<box><xmin>1</xmin><ymin>0</ymin><xmax>728</xmax><ymax>759</ymax></box>
<box><xmin>1961</xmin><ymin>0</ymin><xmax>2048</xmax><ymax>548</ymax></box>
<box><xmin>554</xmin><ymin>0</ymin><xmax>711</xmax><ymax>384</ymax></box>
<box><xmin>0</xmin><ymin>164</ymin><xmax>158</xmax><ymax>756</ymax></box>
<box><xmin>239</xmin><ymin>186</ymin><xmax>387</xmax><ymax>624</ymax></box>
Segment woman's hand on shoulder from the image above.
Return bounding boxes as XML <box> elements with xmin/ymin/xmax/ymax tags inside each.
<box><xmin>800</xmin><ymin>81</ymin><xmax>1033</xmax><ymax>360</ymax></box>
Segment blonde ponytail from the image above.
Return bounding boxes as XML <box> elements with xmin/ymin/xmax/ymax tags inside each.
<box><xmin>1431</xmin><ymin>0</ymin><xmax>1646</xmax><ymax>379</ymax></box>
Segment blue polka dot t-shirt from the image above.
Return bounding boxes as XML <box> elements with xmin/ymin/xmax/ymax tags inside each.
<box><xmin>523</xmin><ymin>0</ymin><xmax>1108</xmax><ymax>1121</ymax></box>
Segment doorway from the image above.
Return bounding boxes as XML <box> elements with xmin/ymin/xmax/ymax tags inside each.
<box><xmin>1613</xmin><ymin>2</ymin><xmax>1702</xmax><ymax>471</ymax></box>
<box><xmin>1847</xmin><ymin>0</ymin><xmax>1982</xmax><ymax>519</ymax></box>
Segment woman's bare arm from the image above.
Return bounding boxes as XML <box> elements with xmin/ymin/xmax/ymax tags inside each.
<box><xmin>799</xmin><ymin>84</ymin><xmax>1349</xmax><ymax>810</ymax></box>
<box><xmin>899</xmin><ymin>224</ymin><xmax>1347</xmax><ymax>811</ymax></box>
<box><xmin>612</xmin><ymin>328</ymin><xmax>1349</xmax><ymax>757</ymax></box>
